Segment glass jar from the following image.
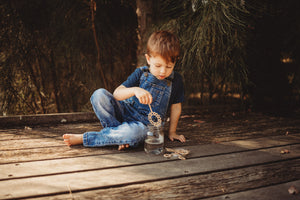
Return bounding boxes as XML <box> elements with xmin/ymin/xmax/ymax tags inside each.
<box><xmin>144</xmin><ymin>125</ymin><xmax>164</xmax><ymax>155</ymax></box>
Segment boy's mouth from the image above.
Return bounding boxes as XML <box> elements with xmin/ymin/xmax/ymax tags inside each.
<box><xmin>158</xmin><ymin>75</ymin><xmax>165</xmax><ymax>80</ymax></box>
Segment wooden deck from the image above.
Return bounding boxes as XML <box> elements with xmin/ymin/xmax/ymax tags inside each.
<box><xmin>0</xmin><ymin>106</ymin><xmax>300</xmax><ymax>199</ymax></box>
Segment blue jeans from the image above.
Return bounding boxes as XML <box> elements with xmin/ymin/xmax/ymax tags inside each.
<box><xmin>83</xmin><ymin>89</ymin><xmax>147</xmax><ymax>147</ymax></box>
<box><xmin>83</xmin><ymin>70</ymin><xmax>172</xmax><ymax>148</ymax></box>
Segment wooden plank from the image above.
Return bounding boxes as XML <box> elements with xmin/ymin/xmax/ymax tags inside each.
<box><xmin>225</xmin><ymin>133</ymin><xmax>300</xmax><ymax>149</ymax></box>
<box><xmin>0</xmin><ymin>123</ymin><xmax>100</xmax><ymax>141</ymax></box>
<box><xmin>0</xmin><ymin>112</ymin><xmax>98</xmax><ymax>128</ymax></box>
<box><xmin>0</xmin><ymin>144</ymin><xmax>238</xmax><ymax>180</ymax></box>
<box><xmin>188</xmin><ymin>125</ymin><xmax>300</xmax><ymax>145</ymax></box>
<box><xmin>206</xmin><ymin>180</ymin><xmax>300</xmax><ymax>200</ymax></box>
<box><xmin>26</xmin><ymin>166</ymin><xmax>300</xmax><ymax>200</ymax></box>
<box><xmin>0</xmin><ymin>138</ymin><xmax>65</xmax><ymax>150</ymax></box>
<box><xmin>2</xmin><ymin>109</ymin><xmax>300</xmax><ymax>144</ymax></box>
<box><xmin>0</xmin><ymin>142</ymin><xmax>262</xmax><ymax>180</ymax></box>
<box><xmin>178</xmin><ymin>109</ymin><xmax>300</xmax><ymax>144</ymax></box>
<box><xmin>0</xmin><ymin>133</ymin><xmax>299</xmax><ymax>164</ymax></box>
<box><xmin>4</xmin><ymin>159</ymin><xmax>300</xmax><ymax>200</ymax></box>
<box><xmin>0</xmin><ymin>135</ymin><xmax>299</xmax><ymax>180</ymax></box>
<box><xmin>0</xmin><ymin>144</ymin><xmax>299</xmax><ymax>199</ymax></box>
<box><xmin>0</xmin><ymin>145</ymin><xmax>118</xmax><ymax>164</ymax></box>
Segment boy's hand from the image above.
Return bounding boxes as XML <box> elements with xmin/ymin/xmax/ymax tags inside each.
<box><xmin>169</xmin><ymin>132</ymin><xmax>186</xmax><ymax>143</ymax></box>
<box><xmin>134</xmin><ymin>87</ymin><xmax>153</xmax><ymax>104</ymax></box>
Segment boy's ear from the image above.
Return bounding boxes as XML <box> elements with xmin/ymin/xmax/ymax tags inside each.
<box><xmin>145</xmin><ymin>54</ymin><xmax>151</xmax><ymax>65</ymax></box>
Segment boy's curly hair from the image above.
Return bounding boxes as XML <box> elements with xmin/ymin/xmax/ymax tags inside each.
<box><xmin>147</xmin><ymin>30</ymin><xmax>180</xmax><ymax>64</ymax></box>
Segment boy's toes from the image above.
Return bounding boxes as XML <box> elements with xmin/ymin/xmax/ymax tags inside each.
<box><xmin>63</xmin><ymin>134</ymin><xmax>71</xmax><ymax>146</ymax></box>
<box><xmin>118</xmin><ymin>145</ymin><xmax>124</xmax><ymax>151</ymax></box>
<box><xmin>64</xmin><ymin>140</ymin><xmax>71</xmax><ymax>146</ymax></box>
<box><xmin>63</xmin><ymin>134</ymin><xmax>70</xmax><ymax>139</ymax></box>
<box><xmin>118</xmin><ymin>144</ymin><xmax>130</xmax><ymax>151</ymax></box>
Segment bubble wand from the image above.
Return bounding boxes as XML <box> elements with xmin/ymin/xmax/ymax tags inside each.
<box><xmin>148</xmin><ymin>104</ymin><xmax>162</xmax><ymax>127</ymax></box>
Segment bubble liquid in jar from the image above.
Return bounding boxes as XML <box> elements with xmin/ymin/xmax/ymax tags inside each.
<box><xmin>144</xmin><ymin>125</ymin><xmax>164</xmax><ymax>155</ymax></box>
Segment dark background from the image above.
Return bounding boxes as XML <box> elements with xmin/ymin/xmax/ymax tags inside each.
<box><xmin>0</xmin><ymin>0</ymin><xmax>299</xmax><ymax>115</ymax></box>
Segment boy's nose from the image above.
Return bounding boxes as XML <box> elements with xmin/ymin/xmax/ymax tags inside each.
<box><xmin>160</xmin><ymin>67</ymin><xmax>166</xmax><ymax>74</ymax></box>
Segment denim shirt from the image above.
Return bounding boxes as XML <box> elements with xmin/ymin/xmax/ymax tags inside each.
<box><xmin>122</xmin><ymin>66</ymin><xmax>184</xmax><ymax>106</ymax></box>
<box><xmin>121</xmin><ymin>66</ymin><xmax>173</xmax><ymax>125</ymax></box>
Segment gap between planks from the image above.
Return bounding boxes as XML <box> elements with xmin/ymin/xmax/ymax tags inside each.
<box><xmin>22</xmin><ymin>166</ymin><xmax>300</xmax><ymax>200</ymax></box>
<box><xmin>0</xmin><ymin>152</ymin><xmax>300</xmax><ymax>199</ymax></box>
<box><xmin>0</xmin><ymin>143</ymin><xmax>299</xmax><ymax>199</ymax></box>
<box><xmin>1</xmin><ymin>133</ymin><xmax>299</xmax><ymax>165</ymax></box>
<box><xmin>1</xmin><ymin>142</ymin><xmax>299</xmax><ymax>181</ymax></box>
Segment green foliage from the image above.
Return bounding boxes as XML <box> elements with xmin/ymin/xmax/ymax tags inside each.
<box><xmin>154</xmin><ymin>0</ymin><xmax>250</xmax><ymax>104</ymax></box>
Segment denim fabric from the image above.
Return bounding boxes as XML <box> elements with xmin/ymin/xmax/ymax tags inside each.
<box><xmin>89</xmin><ymin>89</ymin><xmax>124</xmax><ymax>128</ymax></box>
<box><xmin>122</xmin><ymin>66</ymin><xmax>184</xmax><ymax>105</ymax></box>
<box><xmin>83</xmin><ymin>121</ymin><xmax>146</xmax><ymax>147</ymax></box>
<box><xmin>83</xmin><ymin>67</ymin><xmax>172</xmax><ymax>147</ymax></box>
<box><xmin>123</xmin><ymin>66</ymin><xmax>173</xmax><ymax>123</ymax></box>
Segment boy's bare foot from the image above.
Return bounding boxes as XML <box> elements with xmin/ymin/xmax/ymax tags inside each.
<box><xmin>63</xmin><ymin>134</ymin><xmax>129</xmax><ymax>150</ymax></box>
<box><xmin>63</xmin><ymin>134</ymin><xmax>83</xmax><ymax>146</ymax></box>
<box><xmin>118</xmin><ymin>144</ymin><xmax>129</xmax><ymax>151</ymax></box>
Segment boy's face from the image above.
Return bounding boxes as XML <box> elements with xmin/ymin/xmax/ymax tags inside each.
<box><xmin>145</xmin><ymin>54</ymin><xmax>175</xmax><ymax>80</ymax></box>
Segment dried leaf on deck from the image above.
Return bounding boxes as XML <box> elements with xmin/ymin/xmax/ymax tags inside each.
<box><xmin>288</xmin><ymin>186</ymin><xmax>299</xmax><ymax>195</ymax></box>
<box><xmin>165</xmin><ymin>147</ymin><xmax>190</xmax><ymax>156</ymax></box>
<box><xmin>164</xmin><ymin>147</ymin><xmax>190</xmax><ymax>160</ymax></box>
<box><xmin>24</xmin><ymin>126</ymin><xmax>32</xmax><ymax>131</ymax></box>
<box><xmin>280</xmin><ymin>149</ymin><xmax>290</xmax><ymax>154</ymax></box>
<box><xmin>285</xmin><ymin>131</ymin><xmax>289</xmax><ymax>135</ymax></box>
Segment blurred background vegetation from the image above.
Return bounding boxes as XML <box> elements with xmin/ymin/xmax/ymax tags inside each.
<box><xmin>0</xmin><ymin>0</ymin><xmax>299</xmax><ymax>116</ymax></box>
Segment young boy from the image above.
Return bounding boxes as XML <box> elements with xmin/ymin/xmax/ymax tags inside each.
<box><xmin>63</xmin><ymin>30</ymin><xmax>186</xmax><ymax>150</ymax></box>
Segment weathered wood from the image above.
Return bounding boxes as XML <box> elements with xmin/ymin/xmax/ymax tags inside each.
<box><xmin>11</xmin><ymin>159</ymin><xmax>300</xmax><ymax>200</ymax></box>
<box><xmin>174</xmin><ymin>111</ymin><xmax>300</xmax><ymax>146</ymax></box>
<box><xmin>0</xmin><ymin>145</ymin><xmax>118</xmax><ymax>164</ymax></box>
<box><xmin>0</xmin><ymin>133</ymin><xmax>299</xmax><ymax>164</ymax></box>
<box><xmin>0</xmin><ymin>138</ymin><xmax>65</xmax><ymax>150</ymax></box>
<box><xmin>0</xmin><ymin>122</ymin><xmax>100</xmax><ymax>140</ymax></box>
<box><xmin>226</xmin><ymin>133</ymin><xmax>300</xmax><ymax>149</ymax></box>
<box><xmin>207</xmin><ymin>180</ymin><xmax>300</xmax><ymax>200</ymax></box>
<box><xmin>0</xmin><ymin>144</ymin><xmax>299</xmax><ymax>199</ymax></box>
<box><xmin>1</xmin><ymin>136</ymin><xmax>298</xmax><ymax>180</ymax></box>
<box><xmin>2</xmin><ymin>109</ymin><xmax>300</xmax><ymax>145</ymax></box>
<box><xmin>1</xmin><ymin>107</ymin><xmax>300</xmax><ymax>200</ymax></box>
<box><xmin>0</xmin><ymin>112</ymin><xmax>98</xmax><ymax>128</ymax></box>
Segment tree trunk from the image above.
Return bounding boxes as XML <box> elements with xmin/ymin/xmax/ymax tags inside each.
<box><xmin>90</xmin><ymin>0</ymin><xmax>108</xmax><ymax>89</ymax></box>
<box><xmin>136</xmin><ymin>0</ymin><xmax>153</xmax><ymax>66</ymax></box>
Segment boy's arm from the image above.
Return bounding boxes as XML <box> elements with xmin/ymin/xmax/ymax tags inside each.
<box><xmin>113</xmin><ymin>85</ymin><xmax>153</xmax><ymax>104</ymax></box>
<box><xmin>168</xmin><ymin>103</ymin><xmax>186</xmax><ymax>142</ymax></box>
